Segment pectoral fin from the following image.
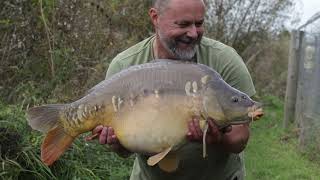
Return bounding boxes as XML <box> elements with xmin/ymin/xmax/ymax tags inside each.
<box><xmin>158</xmin><ymin>152</ymin><xmax>179</xmax><ymax>172</ymax></box>
<box><xmin>147</xmin><ymin>146</ymin><xmax>172</xmax><ymax>166</ymax></box>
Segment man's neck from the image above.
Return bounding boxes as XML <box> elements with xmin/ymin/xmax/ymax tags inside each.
<box><xmin>153</xmin><ymin>37</ymin><xmax>175</xmax><ymax>60</ymax></box>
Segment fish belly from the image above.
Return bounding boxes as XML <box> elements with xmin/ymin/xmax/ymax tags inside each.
<box><xmin>111</xmin><ymin>94</ymin><xmax>192</xmax><ymax>154</ymax></box>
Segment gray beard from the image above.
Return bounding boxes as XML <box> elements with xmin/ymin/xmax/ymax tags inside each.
<box><xmin>158</xmin><ymin>32</ymin><xmax>199</xmax><ymax>61</ymax></box>
<box><xmin>171</xmin><ymin>45</ymin><xmax>197</xmax><ymax>61</ymax></box>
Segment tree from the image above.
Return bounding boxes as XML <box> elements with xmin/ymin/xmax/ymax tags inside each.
<box><xmin>204</xmin><ymin>0</ymin><xmax>295</xmax><ymax>58</ymax></box>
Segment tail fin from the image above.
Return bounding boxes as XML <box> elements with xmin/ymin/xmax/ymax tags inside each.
<box><xmin>27</xmin><ymin>104</ymin><xmax>65</xmax><ymax>133</ymax></box>
<box><xmin>41</xmin><ymin>125</ymin><xmax>74</xmax><ymax>165</ymax></box>
<box><xmin>27</xmin><ymin>104</ymin><xmax>75</xmax><ymax>165</ymax></box>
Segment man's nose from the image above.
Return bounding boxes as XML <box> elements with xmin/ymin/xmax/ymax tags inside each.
<box><xmin>186</xmin><ymin>24</ymin><xmax>198</xmax><ymax>39</ymax></box>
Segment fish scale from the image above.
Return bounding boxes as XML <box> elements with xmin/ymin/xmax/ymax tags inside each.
<box><xmin>26</xmin><ymin>59</ymin><xmax>263</xmax><ymax>171</ymax></box>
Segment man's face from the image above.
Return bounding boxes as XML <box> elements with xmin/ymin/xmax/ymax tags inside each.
<box><xmin>156</xmin><ymin>0</ymin><xmax>205</xmax><ymax>60</ymax></box>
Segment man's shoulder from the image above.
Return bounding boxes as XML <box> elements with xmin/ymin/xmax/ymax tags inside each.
<box><xmin>113</xmin><ymin>36</ymin><xmax>154</xmax><ymax>65</ymax></box>
<box><xmin>198</xmin><ymin>37</ymin><xmax>256</xmax><ymax>96</ymax></box>
<box><xmin>200</xmin><ymin>37</ymin><xmax>229</xmax><ymax>50</ymax></box>
<box><xmin>198</xmin><ymin>36</ymin><xmax>241</xmax><ymax>65</ymax></box>
<box><xmin>106</xmin><ymin>36</ymin><xmax>153</xmax><ymax>78</ymax></box>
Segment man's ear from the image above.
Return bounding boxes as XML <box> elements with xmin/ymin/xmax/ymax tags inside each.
<box><xmin>149</xmin><ymin>8</ymin><xmax>159</xmax><ymax>27</ymax></box>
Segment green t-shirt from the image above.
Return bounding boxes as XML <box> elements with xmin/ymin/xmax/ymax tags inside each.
<box><xmin>106</xmin><ymin>35</ymin><xmax>256</xmax><ymax>180</ymax></box>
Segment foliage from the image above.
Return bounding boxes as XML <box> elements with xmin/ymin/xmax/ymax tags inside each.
<box><xmin>0</xmin><ymin>1</ymin><xmax>150</xmax><ymax>178</ymax></box>
<box><xmin>0</xmin><ymin>102</ymin><xmax>54</xmax><ymax>179</ymax></box>
<box><xmin>203</xmin><ymin>0</ymin><xmax>294</xmax><ymax>97</ymax></box>
<box><xmin>0</xmin><ymin>0</ymin><xmax>152</xmax><ymax>106</ymax></box>
<box><xmin>205</xmin><ymin>0</ymin><xmax>295</xmax><ymax>53</ymax></box>
<box><xmin>0</xmin><ymin>101</ymin><xmax>134</xmax><ymax>179</ymax></box>
<box><xmin>247</xmin><ymin>32</ymin><xmax>290</xmax><ymax>97</ymax></box>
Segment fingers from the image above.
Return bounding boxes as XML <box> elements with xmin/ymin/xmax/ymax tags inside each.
<box><xmin>85</xmin><ymin>125</ymin><xmax>119</xmax><ymax>144</ymax></box>
<box><xmin>187</xmin><ymin>117</ymin><xmax>203</xmax><ymax>141</ymax></box>
<box><xmin>106</xmin><ymin>127</ymin><xmax>118</xmax><ymax>144</ymax></box>
<box><xmin>207</xmin><ymin>119</ymin><xmax>222</xmax><ymax>143</ymax></box>
<box><xmin>92</xmin><ymin>125</ymin><xmax>104</xmax><ymax>134</ymax></box>
<box><xmin>84</xmin><ymin>133</ymin><xmax>99</xmax><ymax>141</ymax></box>
<box><xmin>206</xmin><ymin>119</ymin><xmax>233</xmax><ymax>143</ymax></box>
<box><xmin>99</xmin><ymin>127</ymin><xmax>108</xmax><ymax>144</ymax></box>
<box><xmin>98</xmin><ymin>126</ymin><xmax>118</xmax><ymax>145</ymax></box>
<box><xmin>103</xmin><ymin>128</ymin><xmax>131</xmax><ymax>157</ymax></box>
<box><xmin>187</xmin><ymin>117</ymin><xmax>235</xmax><ymax>144</ymax></box>
<box><xmin>84</xmin><ymin>125</ymin><xmax>119</xmax><ymax>145</ymax></box>
<box><xmin>84</xmin><ymin>125</ymin><xmax>131</xmax><ymax>157</ymax></box>
<box><xmin>84</xmin><ymin>125</ymin><xmax>104</xmax><ymax>141</ymax></box>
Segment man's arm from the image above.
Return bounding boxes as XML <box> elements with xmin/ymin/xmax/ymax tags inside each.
<box><xmin>187</xmin><ymin>117</ymin><xmax>250</xmax><ymax>153</ymax></box>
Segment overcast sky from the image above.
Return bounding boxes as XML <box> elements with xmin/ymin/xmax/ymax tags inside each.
<box><xmin>298</xmin><ymin>0</ymin><xmax>320</xmax><ymax>24</ymax></box>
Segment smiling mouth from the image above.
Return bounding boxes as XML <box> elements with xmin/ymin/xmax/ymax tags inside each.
<box><xmin>177</xmin><ymin>41</ymin><xmax>195</xmax><ymax>47</ymax></box>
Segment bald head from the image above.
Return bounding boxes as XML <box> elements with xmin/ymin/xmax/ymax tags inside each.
<box><xmin>152</xmin><ymin>0</ymin><xmax>205</xmax><ymax>14</ymax></box>
<box><xmin>151</xmin><ymin>0</ymin><xmax>170</xmax><ymax>14</ymax></box>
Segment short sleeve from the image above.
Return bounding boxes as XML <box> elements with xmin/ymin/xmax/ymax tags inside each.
<box><xmin>105</xmin><ymin>58</ymin><xmax>123</xmax><ymax>79</ymax></box>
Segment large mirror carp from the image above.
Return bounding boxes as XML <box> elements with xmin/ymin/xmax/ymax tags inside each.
<box><xmin>27</xmin><ymin>60</ymin><xmax>263</xmax><ymax>172</ymax></box>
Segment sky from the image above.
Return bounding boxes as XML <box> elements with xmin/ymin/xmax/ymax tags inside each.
<box><xmin>297</xmin><ymin>0</ymin><xmax>320</xmax><ymax>24</ymax></box>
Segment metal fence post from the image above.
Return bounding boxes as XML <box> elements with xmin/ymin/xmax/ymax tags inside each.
<box><xmin>283</xmin><ymin>30</ymin><xmax>303</xmax><ymax>129</ymax></box>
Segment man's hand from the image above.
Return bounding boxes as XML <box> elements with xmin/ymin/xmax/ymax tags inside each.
<box><xmin>85</xmin><ymin>125</ymin><xmax>132</xmax><ymax>158</ymax></box>
<box><xmin>186</xmin><ymin>117</ymin><xmax>250</xmax><ymax>153</ymax></box>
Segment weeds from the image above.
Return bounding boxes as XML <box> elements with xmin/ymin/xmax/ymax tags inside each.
<box><xmin>0</xmin><ymin>102</ymin><xmax>133</xmax><ymax>179</ymax></box>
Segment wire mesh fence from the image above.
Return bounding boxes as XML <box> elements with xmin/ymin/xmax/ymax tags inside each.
<box><xmin>285</xmin><ymin>13</ymin><xmax>320</xmax><ymax>153</ymax></box>
<box><xmin>296</xmin><ymin>31</ymin><xmax>320</xmax><ymax>150</ymax></box>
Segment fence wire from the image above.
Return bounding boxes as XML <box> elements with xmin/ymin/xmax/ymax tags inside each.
<box><xmin>295</xmin><ymin>14</ymin><xmax>320</xmax><ymax>150</ymax></box>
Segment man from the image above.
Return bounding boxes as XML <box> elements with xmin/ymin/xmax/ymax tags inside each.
<box><xmin>91</xmin><ymin>0</ymin><xmax>256</xmax><ymax>179</ymax></box>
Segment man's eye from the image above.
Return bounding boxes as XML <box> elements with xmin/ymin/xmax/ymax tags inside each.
<box><xmin>195</xmin><ymin>22</ymin><xmax>203</xmax><ymax>27</ymax></box>
<box><xmin>177</xmin><ymin>23</ymin><xmax>189</xmax><ymax>28</ymax></box>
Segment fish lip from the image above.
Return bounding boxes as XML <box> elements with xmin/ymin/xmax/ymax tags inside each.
<box><xmin>248</xmin><ymin>102</ymin><xmax>264</xmax><ymax>121</ymax></box>
<box><xmin>253</xmin><ymin>101</ymin><xmax>263</xmax><ymax>109</ymax></box>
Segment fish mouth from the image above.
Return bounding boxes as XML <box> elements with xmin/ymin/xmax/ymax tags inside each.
<box><xmin>248</xmin><ymin>103</ymin><xmax>264</xmax><ymax>121</ymax></box>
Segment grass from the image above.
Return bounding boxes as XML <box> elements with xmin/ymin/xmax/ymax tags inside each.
<box><xmin>1</xmin><ymin>95</ymin><xmax>320</xmax><ymax>179</ymax></box>
<box><xmin>0</xmin><ymin>101</ymin><xmax>134</xmax><ymax>180</ymax></box>
<box><xmin>245</xmin><ymin>95</ymin><xmax>320</xmax><ymax>180</ymax></box>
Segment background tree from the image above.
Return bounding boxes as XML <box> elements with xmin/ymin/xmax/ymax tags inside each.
<box><xmin>205</xmin><ymin>0</ymin><xmax>294</xmax><ymax>55</ymax></box>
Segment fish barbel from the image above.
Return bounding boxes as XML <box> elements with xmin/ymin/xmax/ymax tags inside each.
<box><xmin>27</xmin><ymin>60</ymin><xmax>263</xmax><ymax>171</ymax></box>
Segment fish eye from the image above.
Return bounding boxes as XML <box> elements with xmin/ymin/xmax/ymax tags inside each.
<box><xmin>241</xmin><ymin>95</ymin><xmax>247</xmax><ymax>100</ymax></box>
<box><xmin>232</xmin><ymin>96</ymin><xmax>239</xmax><ymax>103</ymax></box>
